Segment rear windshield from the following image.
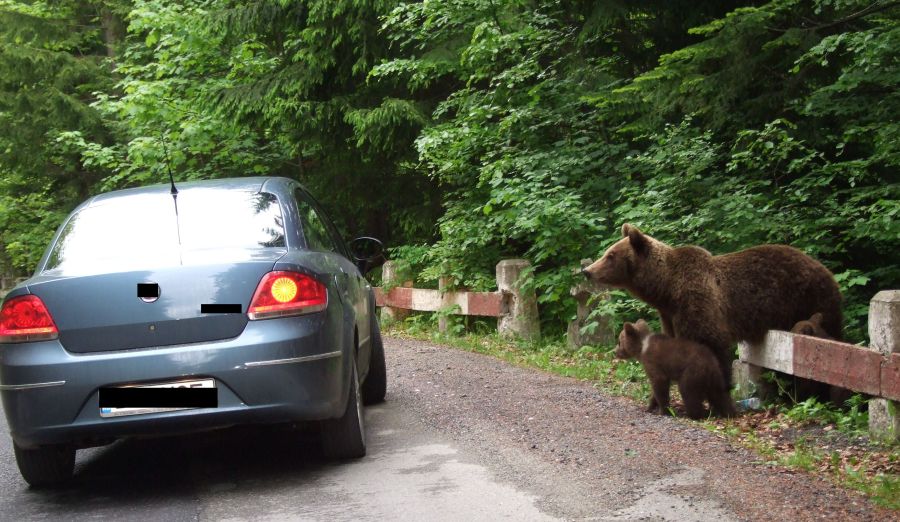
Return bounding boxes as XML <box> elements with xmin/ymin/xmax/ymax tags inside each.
<box><xmin>44</xmin><ymin>189</ymin><xmax>285</xmax><ymax>273</ymax></box>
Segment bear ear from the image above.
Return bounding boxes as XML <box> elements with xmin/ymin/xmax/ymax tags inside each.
<box><xmin>623</xmin><ymin>322</ymin><xmax>637</xmax><ymax>336</ymax></box>
<box><xmin>810</xmin><ymin>312</ymin><xmax>824</xmax><ymax>325</ymax></box>
<box><xmin>624</xmin><ymin>224</ymin><xmax>649</xmax><ymax>256</ymax></box>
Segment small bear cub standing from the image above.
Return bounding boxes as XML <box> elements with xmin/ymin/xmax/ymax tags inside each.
<box><xmin>615</xmin><ymin>320</ymin><xmax>736</xmax><ymax>419</ymax></box>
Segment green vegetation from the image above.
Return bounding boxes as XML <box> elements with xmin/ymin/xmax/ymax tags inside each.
<box><xmin>1</xmin><ymin>1</ymin><xmax>897</xmax><ymax>337</ymax></box>
<box><xmin>782</xmin><ymin>395</ymin><xmax>869</xmax><ymax>436</ymax></box>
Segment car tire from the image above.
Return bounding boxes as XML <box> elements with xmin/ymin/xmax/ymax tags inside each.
<box><xmin>322</xmin><ymin>363</ymin><xmax>366</xmax><ymax>459</ymax></box>
<box><xmin>13</xmin><ymin>442</ymin><xmax>75</xmax><ymax>487</ymax></box>
<box><xmin>362</xmin><ymin>320</ymin><xmax>386</xmax><ymax>405</ymax></box>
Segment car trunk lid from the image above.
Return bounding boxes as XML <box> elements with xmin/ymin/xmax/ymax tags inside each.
<box><xmin>29</xmin><ymin>249</ymin><xmax>285</xmax><ymax>353</ymax></box>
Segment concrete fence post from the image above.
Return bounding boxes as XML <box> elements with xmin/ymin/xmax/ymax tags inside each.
<box><xmin>732</xmin><ymin>358</ymin><xmax>767</xmax><ymax>400</ymax></box>
<box><xmin>734</xmin><ymin>340</ymin><xmax>777</xmax><ymax>400</ymax></box>
<box><xmin>567</xmin><ymin>259</ymin><xmax>614</xmax><ymax>349</ymax></box>
<box><xmin>381</xmin><ymin>260</ymin><xmax>413</xmax><ymax>323</ymax></box>
<box><xmin>496</xmin><ymin>259</ymin><xmax>540</xmax><ymax>341</ymax></box>
<box><xmin>868</xmin><ymin>290</ymin><xmax>900</xmax><ymax>442</ymax></box>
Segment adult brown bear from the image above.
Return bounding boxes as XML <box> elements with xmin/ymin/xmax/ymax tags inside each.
<box><xmin>583</xmin><ymin>224</ymin><xmax>843</xmax><ymax>387</ymax></box>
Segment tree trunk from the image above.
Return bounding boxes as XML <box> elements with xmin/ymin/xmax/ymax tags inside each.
<box><xmin>101</xmin><ymin>7</ymin><xmax>125</xmax><ymax>59</ymax></box>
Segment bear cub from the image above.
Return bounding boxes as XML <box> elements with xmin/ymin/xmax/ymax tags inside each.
<box><xmin>790</xmin><ymin>313</ymin><xmax>832</xmax><ymax>339</ymax></box>
<box><xmin>615</xmin><ymin>319</ymin><xmax>736</xmax><ymax>419</ymax></box>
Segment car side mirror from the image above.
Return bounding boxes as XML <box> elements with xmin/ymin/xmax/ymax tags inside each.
<box><xmin>349</xmin><ymin>237</ymin><xmax>385</xmax><ymax>274</ymax></box>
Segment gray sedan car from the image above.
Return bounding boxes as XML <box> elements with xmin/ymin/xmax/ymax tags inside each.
<box><xmin>0</xmin><ymin>176</ymin><xmax>386</xmax><ymax>486</ymax></box>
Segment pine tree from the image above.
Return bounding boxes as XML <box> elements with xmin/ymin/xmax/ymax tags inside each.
<box><xmin>0</xmin><ymin>0</ymin><xmax>125</xmax><ymax>272</ymax></box>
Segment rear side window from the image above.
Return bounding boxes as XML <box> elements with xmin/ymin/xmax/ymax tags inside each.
<box><xmin>295</xmin><ymin>188</ymin><xmax>341</xmax><ymax>253</ymax></box>
<box><xmin>45</xmin><ymin>189</ymin><xmax>285</xmax><ymax>273</ymax></box>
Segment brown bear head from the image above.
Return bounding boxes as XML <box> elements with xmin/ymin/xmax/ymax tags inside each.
<box><xmin>615</xmin><ymin>319</ymin><xmax>651</xmax><ymax>360</ymax></box>
<box><xmin>583</xmin><ymin>224</ymin><xmax>658</xmax><ymax>288</ymax></box>
<box><xmin>790</xmin><ymin>312</ymin><xmax>831</xmax><ymax>339</ymax></box>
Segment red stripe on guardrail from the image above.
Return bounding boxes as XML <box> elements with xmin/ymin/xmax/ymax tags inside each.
<box><xmin>373</xmin><ymin>287</ymin><xmax>503</xmax><ymax>317</ymax></box>
<box><xmin>792</xmin><ymin>335</ymin><xmax>883</xmax><ymax>396</ymax></box>
<box><xmin>882</xmin><ymin>353</ymin><xmax>900</xmax><ymax>401</ymax></box>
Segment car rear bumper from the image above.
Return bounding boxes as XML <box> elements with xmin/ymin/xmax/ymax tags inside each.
<box><xmin>0</xmin><ymin>314</ymin><xmax>347</xmax><ymax>448</ymax></box>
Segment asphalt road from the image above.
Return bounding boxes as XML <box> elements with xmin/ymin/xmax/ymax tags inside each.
<box><xmin>1</xmin><ymin>394</ymin><xmax>565</xmax><ymax>521</ymax></box>
<box><xmin>0</xmin><ymin>336</ymin><xmax>886</xmax><ymax>521</ymax></box>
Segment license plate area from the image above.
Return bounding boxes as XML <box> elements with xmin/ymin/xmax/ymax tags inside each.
<box><xmin>100</xmin><ymin>378</ymin><xmax>217</xmax><ymax>418</ymax></box>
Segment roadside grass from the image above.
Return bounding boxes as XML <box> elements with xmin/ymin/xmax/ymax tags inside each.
<box><xmin>383</xmin><ymin>314</ymin><xmax>899</xmax><ymax>510</ymax></box>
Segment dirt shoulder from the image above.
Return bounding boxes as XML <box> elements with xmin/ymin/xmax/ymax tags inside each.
<box><xmin>385</xmin><ymin>335</ymin><xmax>894</xmax><ymax>521</ymax></box>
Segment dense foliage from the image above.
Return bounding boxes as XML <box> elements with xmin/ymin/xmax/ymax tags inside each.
<box><xmin>1</xmin><ymin>0</ymin><xmax>897</xmax><ymax>342</ymax></box>
<box><xmin>0</xmin><ymin>0</ymin><xmax>122</xmax><ymax>270</ymax></box>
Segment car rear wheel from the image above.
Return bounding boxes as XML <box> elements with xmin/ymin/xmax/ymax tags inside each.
<box><xmin>321</xmin><ymin>363</ymin><xmax>366</xmax><ymax>459</ymax></box>
<box><xmin>14</xmin><ymin>442</ymin><xmax>75</xmax><ymax>487</ymax></box>
<box><xmin>362</xmin><ymin>320</ymin><xmax>386</xmax><ymax>405</ymax></box>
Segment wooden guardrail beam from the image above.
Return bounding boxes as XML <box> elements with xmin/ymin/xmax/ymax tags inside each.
<box><xmin>736</xmin><ymin>290</ymin><xmax>899</xmax><ymax>441</ymax></box>
<box><xmin>738</xmin><ymin>332</ymin><xmax>894</xmax><ymax>400</ymax></box>
<box><xmin>373</xmin><ymin>287</ymin><xmax>504</xmax><ymax>317</ymax></box>
<box><xmin>374</xmin><ymin>259</ymin><xmax>539</xmax><ymax>340</ymax></box>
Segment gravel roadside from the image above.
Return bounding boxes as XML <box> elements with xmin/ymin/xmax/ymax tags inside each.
<box><xmin>385</xmin><ymin>335</ymin><xmax>895</xmax><ymax>521</ymax></box>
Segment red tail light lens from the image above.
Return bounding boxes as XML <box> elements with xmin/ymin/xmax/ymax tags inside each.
<box><xmin>0</xmin><ymin>295</ymin><xmax>59</xmax><ymax>343</ymax></box>
<box><xmin>248</xmin><ymin>271</ymin><xmax>327</xmax><ymax>320</ymax></box>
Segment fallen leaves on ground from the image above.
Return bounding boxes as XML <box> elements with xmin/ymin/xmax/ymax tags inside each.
<box><xmin>709</xmin><ymin>408</ymin><xmax>899</xmax><ymax>484</ymax></box>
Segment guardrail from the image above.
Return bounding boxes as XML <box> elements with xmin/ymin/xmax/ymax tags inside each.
<box><xmin>373</xmin><ymin>259</ymin><xmax>540</xmax><ymax>341</ymax></box>
<box><xmin>734</xmin><ymin>290</ymin><xmax>899</xmax><ymax>441</ymax></box>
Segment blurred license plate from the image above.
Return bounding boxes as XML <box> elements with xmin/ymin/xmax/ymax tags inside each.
<box><xmin>100</xmin><ymin>378</ymin><xmax>216</xmax><ymax>418</ymax></box>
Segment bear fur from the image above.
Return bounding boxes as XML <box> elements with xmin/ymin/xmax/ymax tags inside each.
<box><xmin>615</xmin><ymin>319</ymin><xmax>736</xmax><ymax>419</ymax></box>
<box><xmin>584</xmin><ymin>224</ymin><xmax>843</xmax><ymax>388</ymax></box>
<box><xmin>790</xmin><ymin>312</ymin><xmax>832</xmax><ymax>338</ymax></box>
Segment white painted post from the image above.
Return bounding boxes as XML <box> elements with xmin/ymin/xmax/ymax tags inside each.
<box><xmin>732</xmin><ymin>359</ymin><xmax>763</xmax><ymax>400</ymax></box>
<box><xmin>734</xmin><ymin>332</ymin><xmax>789</xmax><ymax>400</ymax></box>
<box><xmin>496</xmin><ymin>259</ymin><xmax>540</xmax><ymax>341</ymax></box>
<box><xmin>381</xmin><ymin>260</ymin><xmax>413</xmax><ymax>323</ymax></box>
<box><xmin>868</xmin><ymin>290</ymin><xmax>900</xmax><ymax>442</ymax></box>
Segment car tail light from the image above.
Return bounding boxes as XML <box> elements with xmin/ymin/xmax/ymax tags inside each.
<box><xmin>248</xmin><ymin>271</ymin><xmax>327</xmax><ymax>320</ymax></box>
<box><xmin>0</xmin><ymin>295</ymin><xmax>59</xmax><ymax>343</ymax></box>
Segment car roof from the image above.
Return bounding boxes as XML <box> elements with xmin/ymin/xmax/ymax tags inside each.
<box><xmin>86</xmin><ymin>177</ymin><xmax>280</xmax><ymax>208</ymax></box>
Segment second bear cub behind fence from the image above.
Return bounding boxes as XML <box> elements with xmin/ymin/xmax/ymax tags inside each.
<box><xmin>615</xmin><ymin>320</ymin><xmax>736</xmax><ymax>419</ymax></box>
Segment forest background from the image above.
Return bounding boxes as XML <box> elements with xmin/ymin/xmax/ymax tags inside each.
<box><xmin>0</xmin><ymin>0</ymin><xmax>897</xmax><ymax>343</ymax></box>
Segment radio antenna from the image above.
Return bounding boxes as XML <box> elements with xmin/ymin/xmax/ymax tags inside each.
<box><xmin>162</xmin><ymin>140</ymin><xmax>178</xmax><ymax>196</ymax></box>
<box><xmin>161</xmin><ymin>137</ymin><xmax>182</xmax><ymax>263</ymax></box>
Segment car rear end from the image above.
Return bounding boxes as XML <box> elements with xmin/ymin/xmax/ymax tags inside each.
<box><xmin>0</xmin><ymin>179</ymin><xmax>353</xmax><ymax>484</ymax></box>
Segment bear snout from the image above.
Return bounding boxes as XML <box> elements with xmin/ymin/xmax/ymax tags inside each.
<box><xmin>581</xmin><ymin>267</ymin><xmax>591</xmax><ymax>279</ymax></box>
